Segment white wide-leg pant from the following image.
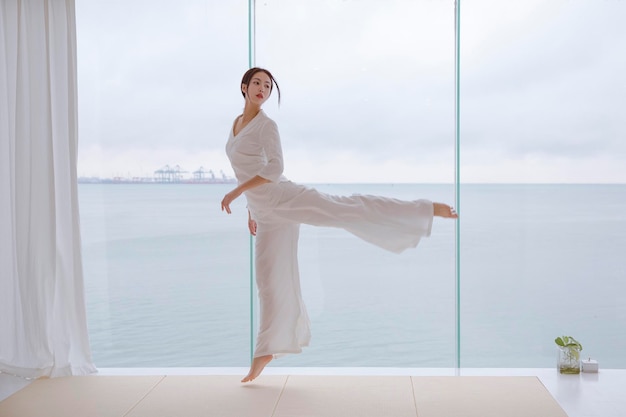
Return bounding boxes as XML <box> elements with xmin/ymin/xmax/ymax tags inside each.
<box><xmin>248</xmin><ymin>183</ymin><xmax>434</xmax><ymax>358</ymax></box>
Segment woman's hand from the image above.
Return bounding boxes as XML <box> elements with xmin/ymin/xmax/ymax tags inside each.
<box><xmin>248</xmin><ymin>218</ymin><xmax>257</xmax><ymax>236</ymax></box>
<box><xmin>221</xmin><ymin>189</ymin><xmax>241</xmax><ymax>214</ymax></box>
<box><xmin>247</xmin><ymin>210</ymin><xmax>257</xmax><ymax>236</ymax></box>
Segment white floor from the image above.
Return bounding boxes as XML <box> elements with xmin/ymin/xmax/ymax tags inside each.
<box><xmin>1</xmin><ymin>367</ymin><xmax>624</xmax><ymax>417</ymax></box>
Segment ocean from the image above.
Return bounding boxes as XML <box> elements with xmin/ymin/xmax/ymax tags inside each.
<box><xmin>78</xmin><ymin>183</ymin><xmax>626</xmax><ymax>369</ymax></box>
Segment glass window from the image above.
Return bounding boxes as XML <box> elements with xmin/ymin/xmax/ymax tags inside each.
<box><xmin>75</xmin><ymin>0</ymin><xmax>625</xmax><ymax>371</ymax></box>
<box><xmin>255</xmin><ymin>0</ymin><xmax>458</xmax><ymax>367</ymax></box>
<box><xmin>460</xmin><ymin>0</ymin><xmax>626</xmax><ymax>368</ymax></box>
<box><xmin>76</xmin><ymin>0</ymin><xmax>252</xmax><ymax>367</ymax></box>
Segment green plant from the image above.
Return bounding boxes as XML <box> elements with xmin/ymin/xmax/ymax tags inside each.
<box><xmin>555</xmin><ymin>336</ymin><xmax>583</xmax><ymax>356</ymax></box>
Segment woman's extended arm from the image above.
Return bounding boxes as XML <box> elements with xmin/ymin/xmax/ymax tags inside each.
<box><xmin>220</xmin><ymin>175</ymin><xmax>270</xmax><ymax>214</ymax></box>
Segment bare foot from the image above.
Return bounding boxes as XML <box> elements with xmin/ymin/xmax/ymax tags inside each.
<box><xmin>433</xmin><ymin>202</ymin><xmax>458</xmax><ymax>219</ymax></box>
<box><xmin>241</xmin><ymin>355</ymin><xmax>273</xmax><ymax>383</ymax></box>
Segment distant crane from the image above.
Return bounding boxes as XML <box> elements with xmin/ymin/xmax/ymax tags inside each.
<box><xmin>154</xmin><ymin>165</ymin><xmax>188</xmax><ymax>182</ymax></box>
<box><xmin>193</xmin><ymin>166</ymin><xmax>207</xmax><ymax>181</ymax></box>
<box><xmin>192</xmin><ymin>167</ymin><xmax>218</xmax><ymax>182</ymax></box>
<box><xmin>153</xmin><ymin>165</ymin><xmax>233</xmax><ymax>183</ymax></box>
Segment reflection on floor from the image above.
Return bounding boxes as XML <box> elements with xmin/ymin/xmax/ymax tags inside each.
<box><xmin>1</xmin><ymin>368</ymin><xmax>624</xmax><ymax>417</ymax></box>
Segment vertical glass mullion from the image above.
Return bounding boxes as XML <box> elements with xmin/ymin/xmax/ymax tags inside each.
<box><xmin>454</xmin><ymin>0</ymin><xmax>461</xmax><ymax>372</ymax></box>
<box><xmin>248</xmin><ymin>0</ymin><xmax>256</xmax><ymax>364</ymax></box>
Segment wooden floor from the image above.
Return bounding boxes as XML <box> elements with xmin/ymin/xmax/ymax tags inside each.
<box><xmin>0</xmin><ymin>374</ymin><xmax>567</xmax><ymax>417</ymax></box>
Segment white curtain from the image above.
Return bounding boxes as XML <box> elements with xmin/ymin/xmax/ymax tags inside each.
<box><xmin>0</xmin><ymin>0</ymin><xmax>96</xmax><ymax>378</ymax></box>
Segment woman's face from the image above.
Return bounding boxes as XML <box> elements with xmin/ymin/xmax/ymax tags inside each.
<box><xmin>243</xmin><ymin>71</ymin><xmax>272</xmax><ymax>106</ymax></box>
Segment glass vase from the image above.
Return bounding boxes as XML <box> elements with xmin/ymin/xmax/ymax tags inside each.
<box><xmin>557</xmin><ymin>346</ymin><xmax>581</xmax><ymax>374</ymax></box>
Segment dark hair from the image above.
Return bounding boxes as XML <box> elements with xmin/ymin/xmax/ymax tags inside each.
<box><xmin>241</xmin><ymin>67</ymin><xmax>281</xmax><ymax>105</ymax></box>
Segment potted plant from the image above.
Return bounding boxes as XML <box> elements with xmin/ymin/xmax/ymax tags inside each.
<box><xmin>555</xmin><ymin>336</ymin><xmax>583</xmax><ymax>374</ymax></box>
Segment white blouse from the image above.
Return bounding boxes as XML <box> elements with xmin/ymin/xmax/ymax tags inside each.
<box><xmin>225</xmin><ymin>110</ymin><xmax>286</xmax><ymax>183</ymax></box>
<box><xmin>225</xmin><ymin>110</ymin><xmax>291</xmax><ymax>214</ymax></box>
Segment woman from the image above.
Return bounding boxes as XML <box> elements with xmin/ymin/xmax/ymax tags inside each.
<box><xmin>221</xmin><ymin>67</ymin><xmax>457</xmax><ymax>383</ymax></box>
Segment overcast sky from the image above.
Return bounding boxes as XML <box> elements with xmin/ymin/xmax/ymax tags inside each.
<box><xmin>75</xmin><ymin>0</ymin><xmax>626</xmax><ymax>183</ymax></box>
